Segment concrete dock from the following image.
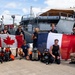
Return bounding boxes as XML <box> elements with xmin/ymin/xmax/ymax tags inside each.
<box><xmin>0</xmin><ymin>59</ymin><xmax>75</xmax><ymax>75</ymax></box>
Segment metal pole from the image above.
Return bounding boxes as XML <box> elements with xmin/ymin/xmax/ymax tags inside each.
<box><xmin>30</xmin><ymin>6</ymin><xmax>32</xmax><ymax>18</ymax></box>
<box><xmin>11</xmin><ymin>15</ymin><xmax>15</xmax><ymax>26</ymax></box>
<box><xmin>1</xmin><ymin>15</ymin><xmax>4</xmax><ymax>29</ymax></box>
<box><xmin>13</xmin><ymin>18</ymin><xmax>15</xmax><ymax>25</ymax></box>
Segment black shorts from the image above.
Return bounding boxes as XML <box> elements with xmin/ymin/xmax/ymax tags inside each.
<box><xmin>53</xmin><ymin>52</ymin><xmax>60</xmax><ymax>57</ymax></box>
<box><xmin>33</xmin><ymin>40</ymin><xmax>37</xmax><ymax>48</ymax></box>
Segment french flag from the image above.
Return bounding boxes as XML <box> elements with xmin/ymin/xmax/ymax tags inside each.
<box><xmin>0</xmin><ymin>34</ymin><xmax>24</xmax><ymax>48</ymax></box>
<box><xmin>47</xmin><ymin>33</ymin><xmax>75</xmax><ymax>59</ymax></box>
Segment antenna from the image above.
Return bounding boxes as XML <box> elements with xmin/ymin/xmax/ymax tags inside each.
<box><xmin>30</xmin><ymin>6</ymin><xmax>33</xmax><ymax>17</ymax></box>
<box><xmin>30</xmin><ymin>6</ymin><xmax>35</xmax><ymax>18</ymax></box>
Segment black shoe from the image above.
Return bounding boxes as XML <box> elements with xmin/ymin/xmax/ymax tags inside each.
<box><xmin>0</xmin><ymin>59</ymin><xmax>3</xmax><ymax>63</ymax></box>
<box><xmin>69</xmin><ymin>62</ymin><xmax>75</xmax><ymax>64</ymax></box>
<box><xmin>46</xmin><ymin>62</ymin><xmax>49</xmax><ymax>65</ymax></box>
<box><xmin>19</xmin><ymin>58</ymin><xmax>22</xmax><ymax>60</ymax></box>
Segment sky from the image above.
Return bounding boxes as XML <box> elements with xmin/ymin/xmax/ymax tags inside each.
<box><xmin>0</xmin><ymin>0</ymin><xmax>75</xmax><ymax>25</ymax></box>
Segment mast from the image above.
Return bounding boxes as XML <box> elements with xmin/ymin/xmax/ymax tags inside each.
<box><xmin>30</xmin><ymin>6</ymin><xmax>33</xmax><ymax>18</ymax></box>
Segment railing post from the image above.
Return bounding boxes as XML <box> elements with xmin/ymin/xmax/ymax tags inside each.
<box><xmin>67</xmin><ymin>14</ymin><xmax>68</xmax><ymax>18</ymax></box>
<box><xmin>59</xmin><ymin>12</ymin><xmax>61</xmax><ymax>19</ymax></box>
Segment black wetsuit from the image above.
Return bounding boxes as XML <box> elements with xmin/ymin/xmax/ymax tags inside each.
<box><xmin>50</xmin><ymin>45</ymin><xmax>60</xmax><ymax>64</ymax></box>
<box><xmin>52</xmin><ymin>45</ymin><xmax>60</xmax><ymax>56</ymax></box>
<box><xmin>49</xmin><ymin>29</ymin><xmax>58</xmax><ymax>33</ymax></box>
<box><xmin>33</xmin><ymin>32</ymin><xmax>38</xmax><ymax>48</ymax></box>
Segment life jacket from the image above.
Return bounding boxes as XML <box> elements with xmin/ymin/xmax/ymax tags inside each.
<box><xmin>29</xmin><ymin>51</ymin><xmax>32</xmax><ymax>55</ymax></box>
<box><xmin>10</xmin><ymin>54</ymin><xmax>15</xmax><ymax>60</ymax></box>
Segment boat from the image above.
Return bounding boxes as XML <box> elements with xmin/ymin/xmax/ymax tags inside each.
<box><xmin>20</xmin><ymin>9</ymin><xmax>75</xmax><ymax>42</ymax></box>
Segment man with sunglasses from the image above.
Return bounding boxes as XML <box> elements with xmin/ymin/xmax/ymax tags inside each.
<box><xmin>15</xmin><ymin>25</ymin><xmax>25</xmax><ymax>57</ymax></box>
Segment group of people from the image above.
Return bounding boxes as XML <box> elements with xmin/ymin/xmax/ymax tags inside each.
<box><xmin>18</xmin><ymin>27</ymin><xmax>39</xmax><ymax>60</ymax></box>
<box><xmin>0</xmin><ymin>25</ymin><xmax>26</xmax><ymax>63</ymax></box>
<box><xmin>48</xmin><ymin>24</ymin><xmax>60</xmax><ymax>64</ymax></box>
<box><xmin>0</xmin><ymin>47</ymin><xmax>14</xmax><ymax>63</ymax></box>
<box><xmin>0</xmin><ymin>25</ymin><xmax>39</xmax><ymax>63</ymax></box>
<box><xmin>0</xmin><ymin>23</ymin><xmax>75</xmax><ymax>64</ymax></box>
<box><xmin>17</xmin><ymin>23</ymin><xmax>61</xmax><ymax>64</ymax></box>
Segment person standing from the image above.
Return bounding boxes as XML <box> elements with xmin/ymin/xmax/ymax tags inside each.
<box><xmin>2</xmin><ymin>25</ymin><xmax>10</xmax><ymax>34</ymax></box>
<box><xmin>15</xmin><ymin>25</ymin><xmax>25</xmax><ymax>39</ymax></box>
<box><xmin>49</xmin><ymin>23</ymin><xmax>58</xmax><ymax>33</ymax></box>
<box><xmin>32</xmin><ymin>28</ymin><xmax>39</xmax><ymax>48</ymax></box>
<box><xmin>49</xmin><ymin>39</ymin><xmax>61</xmax><ymax>64</ymax></box>
<box><xmin>15</xmin><ymin>25</ymin><xmax>25</xmax><ymax>57</ymax></box>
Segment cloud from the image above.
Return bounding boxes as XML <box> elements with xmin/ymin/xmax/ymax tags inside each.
<box><xmin>24</xmin><ymin>7</ymin><xmax>51</xmax><ymax>16</ymax></box>
<box><xmin>32</xmin><ymin>0</ymin><xmax>75</xmax><ymax>16</ymax></box>
<box><xmin>22</xmin><ymin>7</ymin><xmax>42</xmax><ymax>16</ymax></box>
<box><xmin>1</xmin><ymin>0</ymin><xmax>75</xmax><ymax>25</ymax></box>
<box><xmin>32</xmin><ymin>7</ymin><xmax>42</xmax><ymax>16</ymax></box>
<box><xmin>1</xmin><ymin>10</ymin><xmax>10</xmax><ymax>15</ymax></box>
<box><xmin>5</xmin><ymin>2</ymin><xmax>17</xmax><ymax>8</ymax></box>
<box><xmin>0</xmin><ymin>10</ymin><xmax>12</xmax><ymax>24</ymax></box>
<box><xmin>22</xmin><ymin>8</ymin><xmax>28</xmax><ymax>13</ymax></box>
<box><xmin>44</xmin><ymin>0</ymin><xmax>75</xmax><ymax>9</ymax></box>
<box><xmin>31</xmin><ymin>7</ymin><xmax>52</xmax><ymax>16</ymax></box>
<box><xmin>34</xmin><ymin>0</ymin><xmax>38</xmax><ymax>2</ymax></box>
<box><xmin>0</xmin><ymin>10</ymin><xmax>21</xmax><ymax>25</ymax></box>
<box><xmin>15</xmin><ymin>16</ymin><xmax>21</xmax><ymax>25</ymax></box>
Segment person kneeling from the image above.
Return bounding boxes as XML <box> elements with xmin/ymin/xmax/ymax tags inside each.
<box><xmin>5</xmin><ymin>47</ymin><xmax>15</xmax><ymax>61</ymax></box>
<box><xmin>49</xmin><ymin>39</ymin><xmax>61</xmax><ymax>64</ymax></box>
<box><xmin>18</xmin><ymin>40</ymin><xmax>30</xmax><ymax>60</ymax></box>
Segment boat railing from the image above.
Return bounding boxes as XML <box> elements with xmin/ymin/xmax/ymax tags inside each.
<box><xmin>59</xmin><ymin>12</ymin><xmax>75</xmax><ymax>18</ymax></box>
<box><xmin>59</xmin><ymin>12</ymin><xmax>75</xmax><ymax>21</ymax></box>
<box><xmin>21</xmin><ymin>12</ymin><xmax>75</xmax><ymax>21</ymax></box>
